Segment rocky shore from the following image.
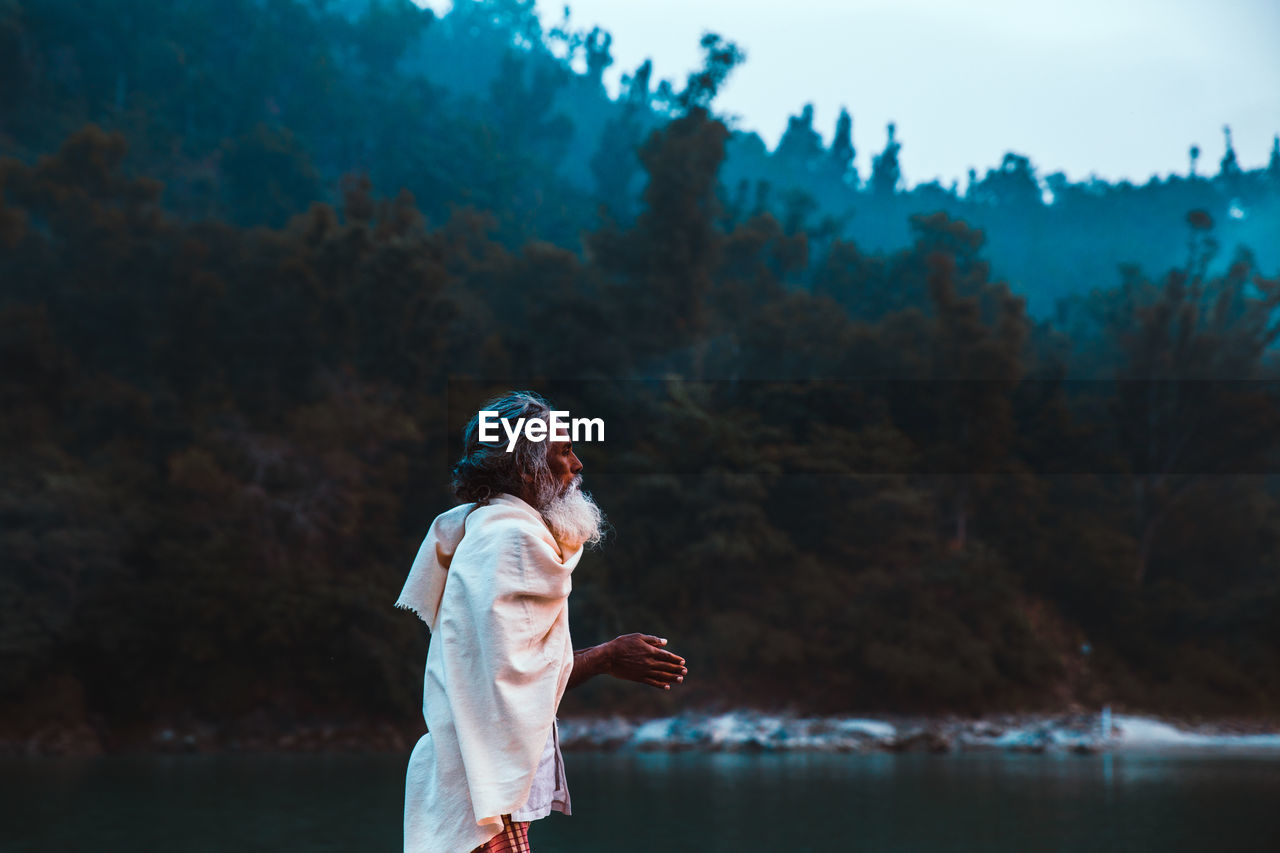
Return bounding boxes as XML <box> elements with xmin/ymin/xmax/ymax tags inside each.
<box><xmin>558</xmin><ymin>710</ymin><xmax>1280</xmax><ymax>755</ymax></box>
<box><xmin>5</xmin><ymin>710</ymin><xmax>1279</xmax><ymax>758</ymax></box>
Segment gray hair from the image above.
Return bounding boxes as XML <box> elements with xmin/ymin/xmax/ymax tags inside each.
<box><xmin>451</xmin><ymin>390</ymin><xmax>556</xmax><ymax>506</ymax></box>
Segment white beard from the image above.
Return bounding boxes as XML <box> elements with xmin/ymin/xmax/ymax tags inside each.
<box><xmin>537</xmin><ymin>477</ymin><xmax>606</xmax><ymax>551</ymax></box>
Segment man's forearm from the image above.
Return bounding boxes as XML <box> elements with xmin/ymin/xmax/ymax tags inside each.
<box><xmin>567</xmin><ymin>642</ymin><xmax>613</xmax><ymax>690</ymax></box>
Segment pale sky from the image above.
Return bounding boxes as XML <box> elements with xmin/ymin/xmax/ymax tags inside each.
<box><xmin>414</xmin><ymin>0</ymin><xmax>1280</xmax><ymax>187</ymax></box>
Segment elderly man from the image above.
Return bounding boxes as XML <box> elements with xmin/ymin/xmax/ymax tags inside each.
<box><xmin>396</xmin><ymin>391</ymin><xmax>687</xmax><ymax>853</ymax></box>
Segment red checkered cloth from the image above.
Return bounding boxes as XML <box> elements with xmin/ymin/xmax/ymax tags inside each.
<box><xmin>471</xmin><ymin>814</ymin><xmax>531</xmax><ymax>853</ymax></box>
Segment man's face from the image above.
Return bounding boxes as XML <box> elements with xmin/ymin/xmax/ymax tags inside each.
<box><xmin>534</xmin><ymin>437</ymin><xmax>604</xmax><ymax>549</ymax></box>
<box><xmin>546</xmin><ymin>439</ymin><xmax>583</xmax><ymax>495</ymax></box>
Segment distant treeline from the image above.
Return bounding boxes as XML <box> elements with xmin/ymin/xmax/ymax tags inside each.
<box><xmin>2</xmin><ymin>1</ymin><xmax>1280</xmax><ymax>739</ymax></box>
<box><xmin>4</xmin><ymin>0</ymin><xmax>1278</xmax><ymax>315</ymax></box>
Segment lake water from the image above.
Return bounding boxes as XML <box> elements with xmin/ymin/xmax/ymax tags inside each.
<box><xmin>3</xmin><ymin>750</ymin><xmax>1278</xmax><ymax>852</ymax></box>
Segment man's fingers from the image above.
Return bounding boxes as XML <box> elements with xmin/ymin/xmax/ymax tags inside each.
<box><xmin>650</xmin><ymin>661</ymin><xmax>686</xmax><ymax>676</ymax></box>
<box><xmin>640</xmin><ymin>636</ymin><xmax>688</xmax><ymax>664</ymax></box>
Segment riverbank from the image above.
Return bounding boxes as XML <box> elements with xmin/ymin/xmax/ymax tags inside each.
<box><xmin>5</xmin><ymin>708</ymin><xmax>1280</xmax><ymax>757</ymax></box>
<box><xmin>558</xmin><ymin>710</ymin><xmax>1280</xmax><ymax>755</ymax></box>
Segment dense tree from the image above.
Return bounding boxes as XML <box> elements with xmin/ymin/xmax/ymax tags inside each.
<box><xmin>830</xmin><ymin>107</ymin><xmax>857</xmax><ymax>188</ymax></box>
<box><xmin>776</xmin><ymin>103</ymin><xmax>824</xmax><ymax>167</ymax></box>
<box><xmin>583</xmin><ymin>26</ymin><xmax>613</xmax><ymax>88</ymax></box>
<box><xmin>5</xmin><ymin>0</ymin><xmax>1276</xmax><ymax>318</ymax></box>
<box><xmin>671</xmin><ymin>32</ymin><xmax>746</xmax><ymax>115</ymax></box>
<box><xmin>970</xmin><ymin>153</ymin><xmax>1042</xmax><ymax>209</ymax></box>
<box><xmin>3</xmin><ymin>0</ymin><xmax>1280</xmax><ymax>746</ymax></box>
<box><xmin>870</xmin><ymin>122</ymin><xmax>903</xmax><ymax>199</ymax></box>
<box><xmin>1102</xmin><ymin>215</ymin><xmax>1280</xmax><ymax>586</ymax></box>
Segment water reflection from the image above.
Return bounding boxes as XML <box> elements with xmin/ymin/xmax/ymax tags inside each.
<box><xmin>2</xmin><ymin>751</ymin><xmax>1278</xmax><ymax>852</ymax></box>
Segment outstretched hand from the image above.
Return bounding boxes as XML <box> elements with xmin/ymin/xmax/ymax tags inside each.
<box><xmin>607</xmin><ymin>633</ymin><xmax>687</xmax><ymax>690</ymax></box>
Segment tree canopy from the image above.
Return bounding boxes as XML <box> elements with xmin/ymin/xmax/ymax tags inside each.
<box><xmin>2</xmin><ymin>0</ymin><xmax>1279</xmax><ymax>743</ymax></box>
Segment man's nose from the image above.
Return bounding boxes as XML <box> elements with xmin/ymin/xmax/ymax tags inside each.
<box><xmin>570</xmin><ymin>453</ymin><xmax>583</xmax><ymax>475</ymax></box>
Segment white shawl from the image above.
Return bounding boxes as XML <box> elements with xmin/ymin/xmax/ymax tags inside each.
<box><xmin>396</xmin><ymin>493</ymin><xmax>581</xmax><ymax>853</ymax></box>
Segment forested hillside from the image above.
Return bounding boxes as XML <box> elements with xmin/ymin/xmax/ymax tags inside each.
<box><xmin>2</xmin><ymin>0</ymin><xmax>1279</xmax><ymax>746</ymax></box>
